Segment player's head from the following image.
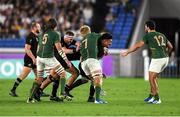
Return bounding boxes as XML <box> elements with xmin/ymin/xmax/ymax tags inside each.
<box><xmin>100</xmin><ymin>32</ymin><xmax>112</xmax><ymax>48</ymax></box>
<box><xmin>79</xmin><ymin>25</ymin><xmax>91</xmax><ymax>37</ymax></box>
<box><xmin>47</xmin><ymin>18</ymin><xmax>58</xmax><ymax>30</ymax></box>
<box><xmin>31</xmin><ymin>22</ymin><xmax>41</xmax><ymax>34</ymax></box>
<box><xmin>145</xmin><ymin>20</ymin><xmax>156</xmax><ymax>33</ymax></box>
<box><xmin>64</xmin><ymin>30</ymin><xmax>75</xmax><ymax>43</ymax></box>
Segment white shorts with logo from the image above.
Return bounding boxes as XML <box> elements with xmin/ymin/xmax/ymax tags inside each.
<box><xmin>81</xmin><ymin>58</ymin><xmax>102</xmax><ymax>77</ymax></box>
<box><xmin>149</xmin><ymin>57</ymin><xmax>169</xmax><ymax>73</ymax></box>
<box><xmin>37</xmin><ymin>56</ymin><xmax>64</xmax><ymax>72</ymax></box>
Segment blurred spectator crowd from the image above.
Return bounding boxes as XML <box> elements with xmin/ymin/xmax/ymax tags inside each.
<box><xmin>0</xmin><ymin>0</ymin><xmax>94</xmax><ymax>39</ymax></box>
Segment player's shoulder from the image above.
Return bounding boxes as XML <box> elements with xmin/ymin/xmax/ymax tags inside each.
<box><xmin>26</xmin><ymin>32</ymin><xmax>35</xmax><ymax>39</ymax></box>
<box><xmin>54</xmin><ymin>31</ymin><xmax>61</xmax><ymax>35</ymax></box>
<box><xmin>157</xmin><ymin>32</ymin><xmax>166</xmax><ymax>37</ymax></box>
<box><xmin>87</xmin><ymin>32</ymin><xmax>101</xmax><ymax>39</ymax></box>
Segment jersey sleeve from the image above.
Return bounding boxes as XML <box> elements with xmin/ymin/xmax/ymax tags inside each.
<box><xmin>142</xmin><ymin>34</ymin><xmax>148</xmax><ymax>44</ymax></box>
<box><xmin>25</xmin><ymin>35</ymin><xmax>32</xmax><ymax>45</ymax></box>
<box><xmin>163</xmin><ymin>34</ymin><xmax>169</xmax><ymax>45</ymax></box>
<box><xmin>54</xmin><ymin>32</ymin><xmax>61</xmax><ymax>43</ymax></box>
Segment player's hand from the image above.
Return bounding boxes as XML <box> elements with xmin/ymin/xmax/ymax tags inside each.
<box><xmin>120</xmin><ymin>51</ymin><xmax>128</xmax><ymax>57</ymax></box>
<box><xmin>104</xmin><ymin>47</ymin><xmax>108</xmax><ymax>56</ymax></box>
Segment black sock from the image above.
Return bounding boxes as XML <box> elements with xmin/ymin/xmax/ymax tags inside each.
<box><xmin>89</xmin><ymin>84</ymin><xmax>95</xmax><ymax>98</ymax></box>
<box><xmin>69</xmin><ymin>79</ymin><xmax>88</xmax><ymax>91</ymax></box>
<box><xmin>51</xmin><ymin>79</ymin><xmax>60</xmax><ymax>97</ymax></box>
<box><xmin>11</xmin><ymin>78</ymin><xmax>22</xmax><ymax>91</ymax></box>
<box><xmin>65</xmin><ymin>85</ymin><xmax>70</xmax><ymax>92</ymax></box>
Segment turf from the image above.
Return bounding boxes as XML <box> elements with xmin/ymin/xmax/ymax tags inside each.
<box><xmin>0</xmin><ymin>78</ymin><xmax>180</xmax><ymax>116</ymax></box>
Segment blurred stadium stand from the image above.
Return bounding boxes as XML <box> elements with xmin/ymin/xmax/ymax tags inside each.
<box><xmin>105</xmin><ymin>0</ymin><xmax>140</xmax><ymax>49</ymax></box>
<box><xmin>0</xmin><ymin>0</ymin><xmax>140</xmax><ymax>49</ymax></box>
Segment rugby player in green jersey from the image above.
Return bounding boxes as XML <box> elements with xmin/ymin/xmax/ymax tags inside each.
<box><xmin>121</xmin><ymin>20</ymin><xmax>173</xmax><ymax>104</ymax></box>
<box><xmin>27</xmin><ymin>18</ymin><xmax>71</xmax><ymax>103</ymax></box>
<box><xmin>80</xmin><ymin>25</ymin><xmax>112</xmax><ymax>104</ymax></box>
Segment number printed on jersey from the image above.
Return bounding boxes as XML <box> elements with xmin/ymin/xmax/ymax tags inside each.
<box><xmin>82</xmin><ymin>38</ymin><xmax>87</xmax><ymax>49</ymax></box>
<box><xmin>42</xmin><ymin>34</ymin><xmax>48</xmax><ymax>44</ymax></box>
<box><xmin>154</xmin><ymin>35</ymin><xmax>166</xmax><ymax>46</ymax></box>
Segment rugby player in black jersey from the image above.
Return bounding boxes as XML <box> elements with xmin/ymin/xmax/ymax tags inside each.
<box><xmin>9</xmin><ymin>22</ymin><xmax>41</xmax><ymax>97</ymax></box>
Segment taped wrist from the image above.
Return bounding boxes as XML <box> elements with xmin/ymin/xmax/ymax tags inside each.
<box><xmin>58</xmin><ymin>50</ymin><xmax>67</xmax><ymax>60</ymax></box>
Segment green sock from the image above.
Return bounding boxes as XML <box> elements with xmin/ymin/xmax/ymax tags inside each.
<box><xmin>60</xmin><ymin>78</ymin><xmax>66</xmax><ymax>94</ymax></box>
<box><xmin>95</xmin><ymin>86</ymin><xmax>101</xmax><ymax>100</ymax></box>
<box><xmin>149</xmin><ymin>94</ymin><xmax>153</xmax><ymax>98</ymax></box>
<box><xmin>154</xmin><ymin>93</ymin><xmax>159</xmax><ymax>100</ymax></box>
<box><xmin>29</xmin><ymin>82</ymin><xmax>40</xmax><ymax>99</ymax></box>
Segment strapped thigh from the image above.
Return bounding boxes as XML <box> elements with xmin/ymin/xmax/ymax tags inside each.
<box><xmin>55</xmin><ymin>65</ymin><xmax>65</xmax><ymax>76</ymax></box>
<box><xmin>37</xmin><ymin>70</ymin><xmax>44</xmax><ymax>78</ymax></box>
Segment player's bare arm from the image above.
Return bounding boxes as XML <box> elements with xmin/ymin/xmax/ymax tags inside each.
<box><xmin>75</xmin><ymin>41</ymin><xmax>80</xmax><ymax>52</ymax></box>
<box><xmin>62</xmin><ymin>47</ymin><xmax>74</xmax><ymax>54</ymax></box>
<box><xmin>167</xmin><ymin>41</ymin><xmax>173</xmax><ymax>54</ymax></box>
<box><xmin>120</xmin><ymin>40</ymin><xmax>145</xmax><ymax>57</ymax></box>
<box><xmin>25</xmin><ymin>44</ymin><xmax>36</xmax><ymax>64</ymax></box>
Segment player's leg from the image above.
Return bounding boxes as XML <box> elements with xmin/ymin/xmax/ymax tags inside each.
<box><xmin>51</xmin><ymin>57</ymin><xmax>72</xmax><ymax>101</ymax></box>
<box><xmin>83</xmin><ymin>58</ymin><xmax>107</xmax><ymax>104</ymax></box>
<box><xmin>145</xmin><ymin>58</ymin><xmax>169</xmax><ymax>104</ymax></box>
<box><xmin>148</xmin><ymin>71</ymin><xmax>161</xmax><ymax>104</ymax></box>
<box><xmin>9</xmin><ymin>66</ymin><xmax>31</xmax><ymax>97</ymax></box>
<box><xmin>87</xmin><ymin>82</ymin><xmax>95</xmax><ymax>102</ymax></box>
<box><xmin>65</xmin><ymin>65</ymin><xmax>79</xmax><ymax>97</ymax></box>
<box><xmin>27</xmin><ymin>57</ymin><xmax>44</xmax><ymax>103</ymax></box>
<box><xmin>51</xmin><ymin>65</ymin><xmax>72</xmax><ymax>101</ymax></box>
<box><xmin>51</xmin><ymin>78</ymin><xmax>60</xmax><ymax>97</ymax></box>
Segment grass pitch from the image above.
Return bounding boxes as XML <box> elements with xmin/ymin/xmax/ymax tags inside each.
<box><xmin>0</xmin><ymin>78</ymin><xmax>180</xmax><ymax>116</ymax></box>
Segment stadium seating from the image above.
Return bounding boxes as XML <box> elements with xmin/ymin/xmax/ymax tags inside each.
<box><xmin>0</xmin><ymin>0</ymin><xmax>140</xmax><ymax>49</ymax></box>
<box><xmin>106</xmin><ymin>0</ymin><xmax>140</xmax><ymax>49</ymax></box>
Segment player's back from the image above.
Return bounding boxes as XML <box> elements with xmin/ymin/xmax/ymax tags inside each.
<box><xmin>143</xmin><ymin>31</ymin><xmax>169</xmax><ymax>58</ymax></box>
<box><xmin>37</xmin><ymin>29</ymin><xmax>60</xmax><ymax>58</ymax></box>
<box><xmin>80</xmin><ymin>32</ymin><xmax>101</xmax><ymax>61</ymax></box>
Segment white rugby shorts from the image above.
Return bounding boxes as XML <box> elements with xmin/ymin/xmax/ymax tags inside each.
<box><xmin>81</xmin><ymin>58</ymin><xmax>102</xmax><ymax>77</ymax></box>
<box><xmin>149</xmin><ymin>57</ymin><xmax>169</xmax><ymax>73</ymax></box>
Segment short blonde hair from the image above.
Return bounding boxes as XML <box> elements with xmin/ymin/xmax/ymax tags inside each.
<box><xmin>80</xmin><ymin>25</ymin><xmax>91</xmax><ymax>37</ymax></box>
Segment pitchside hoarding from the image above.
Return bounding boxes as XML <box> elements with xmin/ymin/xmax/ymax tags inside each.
<box><xmin>0</xmin><ymin>54</ymin><xmax>113</xmax><ymax>79</ymax></box>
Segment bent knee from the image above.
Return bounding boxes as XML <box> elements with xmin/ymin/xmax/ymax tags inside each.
<box><xmin>93</xmin><ymin>74</ymin><xmax>103</xmax><ymax>86</ymax></box>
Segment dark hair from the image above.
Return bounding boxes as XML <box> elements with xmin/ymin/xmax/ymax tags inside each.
<box><xmin>65</xmin><ymin>30</ymin><xmax>75</xmax><ymax>36</ymax></box>
<box><xmin>47</xmin><ymin>18</ymin><xmax>57</xmax><ymax>30</ymax></box>
<box><xmin>101</xmin><ymin>32</ymin><xmax>112</xmax><ymax>40</ymax></box>
<box><xmin>42</xmin><ymin>18</ymin><xmax>57</xmax><ymax>32</ymax></box>
<box><xmin>145</xmin><ymin>20</ymin><xmax>156</xmax><ymax>30</ymax></box>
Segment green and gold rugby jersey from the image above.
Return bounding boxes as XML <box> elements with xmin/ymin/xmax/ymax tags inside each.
<box><xmin>37</xmin><ymin>29</ymin><xmax>61</xmax><ymax>58</ymax></box>
<box><xmin>80</xmin><ymin>32</ymin><xmax>101</xmax><ymax>61</ymax></box>
<box><xmin>142</xmin><ymin>31</ymin><xmax>169</xmax><ymax>58</ymax></box>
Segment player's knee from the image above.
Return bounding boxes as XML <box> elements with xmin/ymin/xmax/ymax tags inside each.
<box><xmin>93</xmin><ymin>74</ymin><xmax>103</xmax><ymax>86</ymax></box>
<box><xmin>19</xmin><ymin>72</ymin><xmax>29</xmax><ymax>80</ymax></box>
<box><xmin>35</xmin><ymin>77</ymin><xmax>43</xmax><ymax>84</ymax></box>
<box><xmin>149</xmin><ymin>71</ymin><xmax>158</xmax><ymax>79</ymax></box>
